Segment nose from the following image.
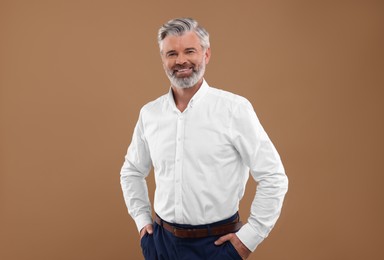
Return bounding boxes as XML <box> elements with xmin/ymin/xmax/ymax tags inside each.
<box><xmin>176</xmin><ymin>53</ymin><xmax>187</xmax><ymax>64</ymax></box>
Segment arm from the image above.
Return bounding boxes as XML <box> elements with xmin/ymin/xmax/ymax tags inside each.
<box><xmin>120</xmin><ymin>110</ymin><xmax>153</xmax><ymax>233</ymax></box>
<box><xmin>230</xmin><ymin>100</ymin><xmax>289</xmax><ymax>252</ymax></box>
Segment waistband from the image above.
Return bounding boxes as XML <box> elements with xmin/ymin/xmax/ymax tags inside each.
<box><xmin>157</xmin><ymin>212</ymin><xmax>240</xmax><ymax>229</ymax></box>
<box><xmin>154</xmin><ymin>213</ymin><xmax>242</xmax><ymax>238</ymax></box>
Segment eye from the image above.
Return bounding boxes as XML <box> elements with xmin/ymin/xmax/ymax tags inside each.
<box><xmin>166</xmin><ymin>52</ymin><xmax>177</xmax><ymax>58</ymax></box>
<box><xmin>186</xmin><ymin>49</ymin><xmax>196</xmax><ymax>54</ymax></box>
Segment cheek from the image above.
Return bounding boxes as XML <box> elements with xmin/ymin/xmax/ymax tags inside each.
<box><xmin>162</xmin><ymin>62</ymin><xmax>171</xmax><ymax>72</ymax></box>
<box><xmin>163</xmin><ymin>60</ymin><xmax>175</xmax><ymax>69</ymax></box>
<box><xmin>163</xmin><ymin>63</ymin><xmax>175</xmax><ymax>75</ymax></box>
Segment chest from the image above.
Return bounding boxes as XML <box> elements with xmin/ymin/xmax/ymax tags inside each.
<box><xmin>143</xmin><ymin>107</ymin><xmax>233</xmax><ymax>164</ymax></box>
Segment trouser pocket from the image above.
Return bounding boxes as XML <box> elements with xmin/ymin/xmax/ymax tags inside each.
<box><xmin>216</xmin><ymin>241</ymin><xmax>242</xmax><ymax>260</ymax></box>
<box><xmin>140</xmin><ymin>233</ymin><xmax>158</xmax><ymax>260</ymax></box>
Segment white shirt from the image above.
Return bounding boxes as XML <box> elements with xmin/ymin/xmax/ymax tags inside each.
<box><xmin>120</xmin><ymin>80</ymin><xmax>288</xmax><ymax>251</ymax></box>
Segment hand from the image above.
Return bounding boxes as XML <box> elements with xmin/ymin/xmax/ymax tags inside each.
<box><xmin>140</xmin><ymin>224</ymin><xmax>153</xmax><ymax>239</ymax></box>
<box><xmin>214</xmin><ymin>233</ymin><xmax>251</xmax><ymax>259</ymax></box>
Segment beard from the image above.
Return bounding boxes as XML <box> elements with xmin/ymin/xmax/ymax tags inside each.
<box><xmin>164</xmin><ymin>57</ymin><xmax>206</xmax><ymax>89</ymax></box>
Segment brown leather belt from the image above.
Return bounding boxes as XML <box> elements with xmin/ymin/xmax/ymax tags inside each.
<box><xmin>154</xmin><ymin>215</ymin><xmax>243</xmax><ymax>238</ymax></box>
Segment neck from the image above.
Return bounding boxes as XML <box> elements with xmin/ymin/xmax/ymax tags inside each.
<box><xmin>171</xmin><ymin>78</ymin><xmax>203</xmax><ymax>112</ymax></box>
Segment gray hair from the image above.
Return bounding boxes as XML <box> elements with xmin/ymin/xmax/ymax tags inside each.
<box><xmin>158</xmin><ymin>18</ymin><xmax>210</xmax><ymax>51</ymax></box>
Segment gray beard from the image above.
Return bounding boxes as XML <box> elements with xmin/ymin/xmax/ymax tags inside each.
<box><xmin>166</xmin><ymin>58</ymin><xmax>206</xmax><ymax>89</ymax></box>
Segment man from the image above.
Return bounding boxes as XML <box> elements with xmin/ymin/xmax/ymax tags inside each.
<box><xmin>120</xmin><ymin>17</ymin><xmax>288</xmax><ymax>259</ymax></box>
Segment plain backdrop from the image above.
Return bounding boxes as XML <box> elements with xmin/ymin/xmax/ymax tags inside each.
<box><xmin>1</xmin><ymin>0</ymin><xmax>383</xmax><ymax>259</ymax></box>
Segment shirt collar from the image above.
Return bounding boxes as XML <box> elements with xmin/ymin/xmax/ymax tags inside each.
<box><xmin>167</xmin><ymin>79</ymin><xmax>210</xmax><ymax>111</ymax></box>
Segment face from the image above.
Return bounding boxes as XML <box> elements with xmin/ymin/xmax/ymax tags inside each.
<box><xmin>160</xmin><ymin>31</ymin><xmax>211</xmax><ymax>89</ymax></box>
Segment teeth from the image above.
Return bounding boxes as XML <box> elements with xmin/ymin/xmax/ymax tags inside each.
<box><xmin>177</xmin><ymin>68</ymin><xmax>191</xmax><ymax>72</ymax></box>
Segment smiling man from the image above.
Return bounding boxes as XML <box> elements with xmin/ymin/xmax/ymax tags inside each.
<box><xmin>120</xmin><ymin>18</ymin><xmax>288</xmax><ymax>259</ymax></box>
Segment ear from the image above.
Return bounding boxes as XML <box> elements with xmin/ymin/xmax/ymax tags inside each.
<box><xmin>160</xmin><ymin>50</ymin><xmax>165</xmax><ymax>62</ymax></box>
<box><xmin>204</xmin><ymin>47</ymin><xmax>211</xmax><ymax>64</ymax></box>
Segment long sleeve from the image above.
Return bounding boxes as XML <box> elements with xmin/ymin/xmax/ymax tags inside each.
<box><xmin>230</xmin><ymin>100</ymin><xmax>289</xmax><ymax>251</ymax></box>
<box><xmin>120</xmin><ymin>110</ymin><xmax>153</xmax><ymax>232</ymax></box>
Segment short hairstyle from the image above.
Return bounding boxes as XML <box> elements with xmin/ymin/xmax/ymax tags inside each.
<box><xmin>158</xmin><ymin>18</ymin><xmax>210</xmax><ymax>51</ymax></box>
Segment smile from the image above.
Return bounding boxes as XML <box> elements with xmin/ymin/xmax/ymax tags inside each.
<box><xmin>174</xmin><ymin>67</ymin><xmax>193</xmax><ymax>76</ymax></box>
<box><xmin>175</xmin><ymin>67</ymin><xmax>193</xmax><ymax>72</ymax></box>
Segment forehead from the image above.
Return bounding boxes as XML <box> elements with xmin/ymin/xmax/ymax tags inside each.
<box><xmin>161</xmin><ymin>31</ymin><xmax>202</xmax><ymax>52</ymax></box>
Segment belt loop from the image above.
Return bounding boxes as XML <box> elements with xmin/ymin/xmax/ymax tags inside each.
<box><xmin>157</xmin><ymin>214</ymin><xmax>164</xmax><ymax>227</ymax></box>
<box><xmin>207</xmin><ymin>225</ymin><xmax>211</xmax><ymax>236</ymax></box>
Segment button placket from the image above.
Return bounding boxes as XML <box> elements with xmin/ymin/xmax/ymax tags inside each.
<box><xmin>174</xmin><ymin>114</ymin><xmax>185</xmax><ymax>222</ymax></box>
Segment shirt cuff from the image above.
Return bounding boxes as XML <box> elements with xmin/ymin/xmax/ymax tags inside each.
<box><xmin>236</xmin><ymin>223</ymin><xmax>264</xmax><ymax>252</ymax></box>
<box><xmin>134</xmin><ymin>213</ymin><xmax>153</xmax><ymax>233</ymax></box>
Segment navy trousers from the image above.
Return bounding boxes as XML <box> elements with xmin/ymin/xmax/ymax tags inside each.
<box><xmin>140</xmin><ymin>214</ymin><xmax>242</xmax><ymax>260</ymax></box>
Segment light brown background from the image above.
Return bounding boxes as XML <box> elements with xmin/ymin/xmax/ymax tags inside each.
<box><xmin>1</xmin><ymin>0</ymin><xmax>383</xmax><ymax>259</ymax></box>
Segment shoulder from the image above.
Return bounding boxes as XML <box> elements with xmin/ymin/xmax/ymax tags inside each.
<box><xmin>139</xmin><ymin>93</ymin><xmax>168</xmax><ymax>116</ymax></box>
<box><xmin>207</xmin><ymin>86</ymin><xmax>252</xmax><ymax>110</ymax></box>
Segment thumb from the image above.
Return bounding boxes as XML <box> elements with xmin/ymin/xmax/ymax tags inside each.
<box><xmin>147</xmin><ymin>224</ymin><xmax>153</xmax><ymax>234</ymax></box>
<box><xmin>214</xmin><ymin>234</ymin><xmax>232</xmax><ymax>246</ymax></box>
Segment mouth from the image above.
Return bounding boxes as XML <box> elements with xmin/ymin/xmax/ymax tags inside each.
<box><xmin>173</xmin><ymin>67</ymin><xmax>194</xmax><ymax>76</ymax></box>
